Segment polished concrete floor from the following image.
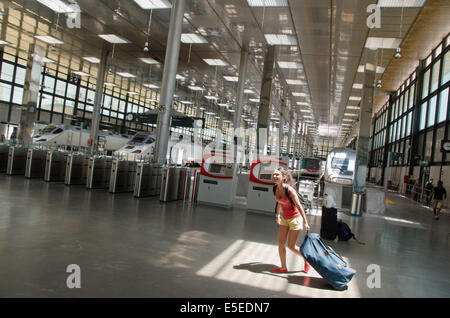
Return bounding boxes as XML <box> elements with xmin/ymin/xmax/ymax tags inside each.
<box><xmin>0</xmin><ymin>174</ymin><xmax>449</xmax><ymax>298</ymax></box>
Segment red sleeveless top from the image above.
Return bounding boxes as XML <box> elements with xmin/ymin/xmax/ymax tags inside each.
<box><xmin>275</xmin><ymin>185</ymin><xmax>300</xmax><ymax>220</ymax></box>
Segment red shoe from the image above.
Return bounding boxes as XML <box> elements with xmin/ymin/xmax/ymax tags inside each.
<box><xmin>271</xmin><ymin>268</ymin><xmax>288</xmax><ymax>273</ymax></box>
<box><xmin>304</xmin><ymin>263</ymin><xmax>311</xmax><ymax>273</ymax></box>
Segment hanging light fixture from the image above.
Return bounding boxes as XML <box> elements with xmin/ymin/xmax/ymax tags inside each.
<box><xmin>395</xmin><ymin>3</ymin><xmax>404</xmax><ymax>59</ymax></box>
<box><xmin>144</xmin><ymin>10</ymin><xmax>153</xmax><ymax>52</ymax></box>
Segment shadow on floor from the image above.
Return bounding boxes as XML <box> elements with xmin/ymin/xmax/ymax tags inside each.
<box><xmin>233</xmin><ymin>262</ymin><xmax>340</xmax><ymax>291</ymax></box>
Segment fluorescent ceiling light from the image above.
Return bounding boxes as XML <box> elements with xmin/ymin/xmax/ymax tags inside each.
<box><xmin>117</xmin><ymin>72</ymin><xmax>136</xmax><ymax>78</ymax></box>
<box><xmin>352</xmin><ymin>83</ymin><xmax>363</xmax><ymax>89</ymax></box>
<box><xmin>300</xmin><ymin>109</ymin><xmax>311</xmax><ymax>112</ymax></box>
<box><xmin>247</xmin><ymin>0</ymin><xmax>288</xmax><ymax>6</ymax></box>
<box><xmin>277</xmin><ymin>61</ymin><xmax>303</xmax><ymax>69</ymax></box>
<box><xmin>104</xmin><ymin>82</ymin><xmax>117</xmax><ymax>87</ymax></box>
<box><xmin>43</xmin><ymin>57</ymin><xmax>55</xmax><ymax>63</ymax></box>
<box><xmin>286</xmin><ymin>79</ymin><xmax>306</xmax><ymax>85</ymax></box>
<box><xmin>180</xmin><ymin>101</ymin><xmax>193</xmax><ymax>105</ymax></box>
<box><xmin>249</xmin><ymin>98</ymin><xmax>260</xmax><ymax>103</ymax></box>
<box><xmin>217</xmin><ymin>103</ymin><xmax>229</xmax><ymax>107</ymax></box>
<box><xmin>98</xmin><ymin>34</ymin><xmax>131</xmax><ymax>44</ymax></box>
<box><xmin>72</xmin><ymin>71</ymin><xmax>90</xmax><ymax>77</ymax></box>
<box><xmin>365</xmin><ymin>37</ymin><xmax>401</xmax><ymax>49</ymax></box>
<box><xmin>343</xmin><ymin>118</ymin><xmax>353</xmax><ymax>122</ymax></box>
<box><xmin>228</xmin><ymin>109</ymin><xmax>235</xmax><ymax>112</ymax></box>
<box><xmin>144</xmin><ymin>84</ymin><xmax>159</xmax><ymax>89</ymax></box>
<box><xmin>347</xmin><ymin>106</ymin><xmax>360</xmax><ymax>110</ymax></box>
<box><xmin>34</xmin><ymin>35</ymin><xmax>64</xmax><ymax>44</ymax></box>
<box><xmin>357</xmin><ymin>65</ymin><xmax>385</xmax><ymax>73</ymax></box>
<box><xmin>188</xmin><ymin>86</ymin><xmax>204</xmax><ymax>91</ymax></box>
<box><xmin>223</xmin><ymin>76</ymin><xmax>239</xmax><ymax>82</ymax></box>
<box><xmin>176</xmin><ymin>74</ymin><xmax>186</xmax><ymax>81</ymax></box>
<box><xmin>0</xmin><ymin>40</ymin><xmax>9</xmax><ymax>45</ymax></box>
<box><xmin>244</xmin><ymin>89</ymin><xmax>255</xmax><ymax>94</ymax></box>
<box><xmin>292</xmin><ymin>92</ymin><xmax>307</xmax><ymax>97</ymax></box>
<box><xmin>297</xmin><ymin>102</ymin><xmax>310</xmax><ymax>106</ymax></box>
<box><xmin>36</xmin><ymin>0</ymin><xmax>75</xmax><ymax>13</ymax></box>
<box><xmin>203</xmin><ymin>59</ymin><xmax>229</xmax><ymax>66</ymax></box>
<box><xmin>83</xmin><ymin>57</ymin><xmax>100</xmax><ymax>64</ymax></box>
<box><xmin>133</xmin><ymin>0</ymin><xmax>172</xmax><ymax>9</ymax></box>
<box><xmin>344</xmin><ymin>113</ymin><xmax>359</xmax><ymax>117</ymax></box>
<box><xmin>139</xmin><ymin>57</ymin><xmax>159</xmax><ymax>64</ymax></box>
<box><xmin>349</xmin><ymin>96</ymin><xmax>361</xmax><ymax>101</ymax></box>
<box><xmin>181</xmin><ymin>33</ymin><xmax>207</xmax><ymax>44</ymax></box>
<box><xmin>205</xmin><ymin>95</ymin><xmax>219</xmax><ymax>100</ymax></box>
<box><xmin>127</xmin><ymin>91</ymin><xmax>139</xmax><ymax>95</ymax></box>
<box><xmin>265</xmin><ymin>34</ymin><xmax>297</xmax><ymax>46</ymax></box>
<box><xmin>378</xmin><ymin>0</ymin><xmax>426</xmax><ymax>7</ymax></box>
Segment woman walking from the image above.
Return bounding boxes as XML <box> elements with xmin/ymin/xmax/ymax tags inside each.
<box><xmin>271</xmin><ymin>167</ymin><xmax>311</xmax><ymax>273</ymax></box>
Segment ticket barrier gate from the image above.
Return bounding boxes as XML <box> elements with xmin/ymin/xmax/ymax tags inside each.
<box><xmin>6</xmin><ymin>146</ymin><xmax>28</xmax><ymax>175</ymax></box>
<box><xmin>160</xmin><ymin>167</ymin><xmax>200</xmax><ymax>202</ymax></box>
<box><xmin>65</xmin><ymin>153</ymin><xmax>89</xmax><ymax>185</ymax></box>
<box><xmin>134</xmin><ymin>163</ymin><xmax>163</xmax><ymax>198</ymax></box>
<box><xmin>44</xmin><ymin>151</ymin><xmax>67</xmax><ymax>182</ymax></box>
<box><xmin>25</xmin><ymin>148</ymin><xmax>47</xmax><ymax>178</ymax></box>
<box><xmin>160</xmin><ymin>167</ymin><xmax>182</xmax><ymax>202</ymax></box>
<box><xmin>86</xmin><ymin>156</ymin><xmax>112</xmax><ymax>189</ymax></box>
<box><xmin>109</xmin><ymin>159</ymin><xmax>137</xmax><ymax>194</ymax></box>
<box><xmin>0</xmin><ymin>144</ymin><xmax>9</xmax><ymax>173</ymax></box>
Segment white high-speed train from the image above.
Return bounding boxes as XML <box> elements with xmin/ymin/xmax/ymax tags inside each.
<box><xmin>32</xmin><ymin>124</ymin><xmax>129</xmax><ymax>151</ymax></box>
<box><xmin>115</xmin><ymin>132</ymin><xmax>203</xmax><ymax>163</ymax></box>
<box><xmin>324</xmin><ymin>148</ymin><xmax>356</xmax><ymax>186</ymax></box>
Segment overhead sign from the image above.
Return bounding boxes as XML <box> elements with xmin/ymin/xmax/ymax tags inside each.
<box><xmin>126</xmin><ymin>113</ymin><xmax>205</xmax><ymax>128</ymax></box>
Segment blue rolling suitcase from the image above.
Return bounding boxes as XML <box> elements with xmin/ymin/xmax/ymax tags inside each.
<box><xmin>300</xmin><ymin>232</ymin><xmax>356</xmax><ymax>290</ymax></box>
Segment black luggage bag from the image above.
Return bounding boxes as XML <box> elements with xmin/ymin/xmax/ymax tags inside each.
<box><xmin>320</xmin><ymin>206</ymin><xmax>338</xmax><ymax>240</ymax></box>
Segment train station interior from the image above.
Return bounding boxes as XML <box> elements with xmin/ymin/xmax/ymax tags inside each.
<box><xmin>0</xmin><ymin>0</ymin><xmax>449</xmax><ymax>299</ymax></box>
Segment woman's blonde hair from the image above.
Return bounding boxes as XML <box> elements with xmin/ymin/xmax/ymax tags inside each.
<box><xmin>275</xmin><ymin>167</ymin><xmax>295</xmax><ymax>186</ymax></box>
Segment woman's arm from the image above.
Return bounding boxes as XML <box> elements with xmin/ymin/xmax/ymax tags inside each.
<box><xmin>275</xmin><ymin>202</ymin><xmax>281</xmax><ymax>224</ymax></box>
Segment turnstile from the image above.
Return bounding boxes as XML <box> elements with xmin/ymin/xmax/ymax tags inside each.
<box><xmin>0</xmin><ymin>144</ymin><xmax>9</xmax><ymax>173</ymax></box>
<box><xmin>6</xmin><ymin>146</ymin><xmax>28</xmax><ymax>175</ymax></box>
<box><xmin>109</xmin><ymin>159</ymin><xmax>137</xmax><ymax>193</ymax></box>
<box><xmin>86</xmin><ymin>156</ymin><xmax>112</xmax><ymax>189</ymax></box>
<box><xmin>65</xmin><ymin>153</ymin><xmax>89</xmax><ymax>185</ymax></box>
<box><xmin>44</xmin><ymin>151</ymin><xmax>67</xmax><ymax>182</ymax></box>
<box><xmin>160</xmin><ymin>167</ymin><xmax>200</xmax><ymax>202</ymax></box>
<box><xmin>134</xmin><ymin>163</ymin><xmax>163</xmax><ymax>198</ymax></box>
<box><xmin>25</xmin><ymin>148</ymin><xmax>47</xmax><ymax>178</ymax></box>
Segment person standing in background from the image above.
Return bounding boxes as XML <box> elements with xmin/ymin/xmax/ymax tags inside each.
<box><xmin>431</xmin><ymin>180</ymin><xmax>447</xmax><ymax>220</ymax></box>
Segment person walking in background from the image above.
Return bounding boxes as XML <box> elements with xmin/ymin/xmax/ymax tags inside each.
<box><xmin>431</xmin><ymin>181</ymin><xmax>447</xmax><ymax>220</ymax></box>
<box><xmin>425</xmin><ymin>178</ymin><xmax>434</xmax><ymax>207</ymax></box>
